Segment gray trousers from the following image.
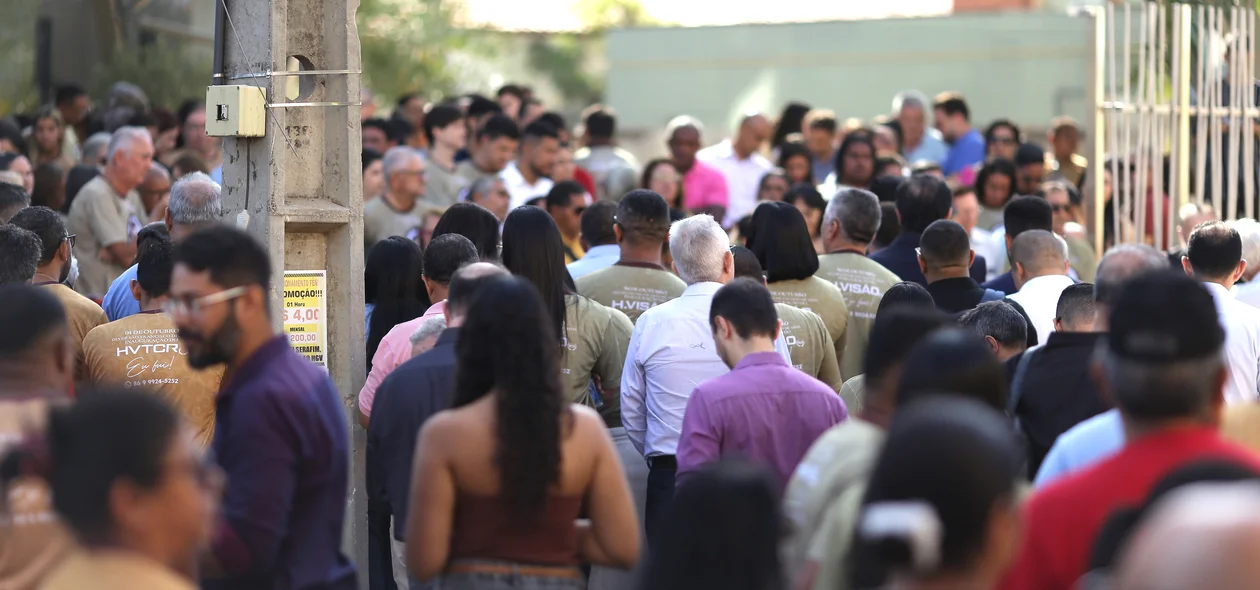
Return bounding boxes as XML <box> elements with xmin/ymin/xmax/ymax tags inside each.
<box><xmin>586</xmin><ymin>427</ymin><xmax>649</xmax><ymax>590</ymax></box>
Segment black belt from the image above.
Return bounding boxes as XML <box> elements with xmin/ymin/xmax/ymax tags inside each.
<box><xmin>646</xmin><ymin>455</ymin><xmax>676</xmax><ymax>469</ymax></box>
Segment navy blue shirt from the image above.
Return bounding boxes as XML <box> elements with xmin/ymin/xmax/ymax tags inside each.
<box><xmin>869</xmin><ymin>232</ymin><xmax>987</xmax><ymax>287</ymax></box>
<box><xmin>366</xmin><ymin>328</ymin><xmax>459</xmax><ymax>542</ymax></box>
<box><xmin>206</xmin><ymin>336</ymin><xmax>357</xmax><ymax>590</ymax></box>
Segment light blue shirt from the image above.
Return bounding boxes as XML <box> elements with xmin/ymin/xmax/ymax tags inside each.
<box><xmin>1033</xmin><ymin>409</ymin><xmax>1124</xmax><ymax>489</ymax></box>
<box><xmin>210</xmin><ymin>164</ymin><xmax>223</xmax><ymax>184</ymax></box>
<box><xmin>566</xmin><ymin>244</ymin><xmax>621</xmax><ymax>280</ymax></box>
<box><xmin>103</xmin><ymin>263</ymin><xmax>142</xmax><ymax>321</ymax></box>
<box><xmin>942</xmin><ymin>129</ymin><xmax>986</xmax><ymax>177</ymax></box>
<box><xmin>903</xmin><ymin>130</ymin><xmax>949</xmax><ymax>166</ymax></box>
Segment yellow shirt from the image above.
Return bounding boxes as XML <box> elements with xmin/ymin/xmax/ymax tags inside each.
<box><xmin>767</xmin><ymin>276</ymin><xmax>849</xmax><ymax>376</ymax></box>
<box><xmin>40</xmin><ymin>550</ymin><xmax>196</xmax><ymax>590</ymax></box>
<box><xmin>81</xmin><ymin>312</ymin><xmax>222</xmax><ymax>447</ymax></box>
<box><xmin>562</xmin><ymin>234</ymin><xmax>585</xmax><ymax>265</ymax></box>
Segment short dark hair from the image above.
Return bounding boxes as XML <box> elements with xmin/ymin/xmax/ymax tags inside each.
<box><xmin>545</xmin><ymin>180</ymin><xmax>587</xmax><ymax>210</ymax></box>
<box><xmin>584</xmin><ymin>107</ymin><xmax>616</xmax><ymax>139</ymax></box>
<box><xmin>616</xmin><ymin>189</ymin><xmax>671</xmax><ymax>245</ymax></box>
<box><xmin>0</xmin><ymin>182</ymin><xmax>30</xmax><ymax>222</ymax></box>
<box><xmin>897</xmin><ymin>328</ymin><xmax>1009</xmax><ymax>413</ymax></box>
<box><xmin>9</xmin><ymin>206</ymin><xmax>65</xmax><ymax>264</ymax></box>
<box><xmin>496</xmin><ymin>84</ymin><xmax>525</xmax><ymax>100</ymax></box>
<box><xmin>710</xmin><ymin>278</ymin><xmax>779</xmax><ymax>340</ymax></box>
<box><xmin>388</xmin><ymin>116</ymin><xmax>413</xmax><ymax>144</ymax></box>
<box><xmin>477</xmin><ymin>114</ymin><xmax>521</xmax><ymax>142</ymax></box>
<box><xmin>876</xmin><ymin>281</ymin><xmax>936</xmax><ymax>316</ymax></box>
<box><xmin>423</xmin><ymin>104</ymin><xmax>463</xmax><ymax>145</ymax></box>
<box><xmin>932</xmin><ymin>92</ymin><xmax>970</xmax><ymax>121</ymax></box>
<box><xmin>1004</xmin><ymin>195</ymin><xmax>1053</xmax><ymax>238</ymax></box>
<box><xmin>918</xmin><ymin>219</ymin><xmax>972</xmax><ymax>268</ymax></box>
<box><xmin>580</xmin><ymin>201</ymin><xmax>618</xmax><ymax>247</ymax></box>
<box><xmin>873</xmin><ymin>202</ymin><xmax>902</xmax><ymax>249</ymax></box>
<box><xmin>960</xmin><ymin>301</ymin><xmax>1028</xmax><ymax>350</ymax></box>
<box><xmin>805</xmin><ymin>110</ymin><xmax>838</xmax><ymax>133</ymax></box>
<box><xmin>895</xmin><ymin>174</ymin><xmax>953</xmax><ymax>233</ymax></box>
<box><xmin>974</xmin><ymin>158</ymin><xmax>1018</xmax><ymax>208</ymax></box>
<box><xmin>172</xmin><ymin>226</ymin><xmax>272</xmax><ymax>291</ymax></box>
<box><xmin>1186</xmin><ymin>221</ymin><xmax>1243</xmax><ymax>279</ymax></box>
<box><xmin>423</xmin><ymin>233</ymin><xmax>479</xmax><ymax>284</ymax></box>
<box><xmin>537</xmin><ymin>112</ymin><xmax>567</xmax><ymax>136</ymax></box>
<box><xmin>865</xmin><ymin>306</ymin><xmax>949</xmax><ymax>382</ymax></box>
<box><xmin>362</xmin><ymin>117</ymin><xmax>391</xmax><ymax>139</ymax></box>
<box><xmin>446</xmin><ymin>265</ymin><xmax>506</xmax><ymax>316</ymax></box>
<box><xmin>1056</xmin><ymin>283</ymin><xmax>1096</xmax><ymax>327</ymax></box>
<box><xmin>55</xmin><ymin>84</ymin><xmax>87</xmax><ymax>106</ymax></box>
<box><xmin>522</xmin><ymin>120</ymin><xmax>560</xmax><ymax>143</ymax></box>
<box><xmin>466</xmin><ymin>94</ymin><xmax>503</xmax><ymax>119</ymax></box>
<box><xmin>433</xmin><ymin>202</ymin><xmax>502</xmax><ymax>262</ymax></box>
<box><xmin>984</xmin><ymin>119</ymin><xmax>1023</xmax><ymax>146</ymax></box>
<box><xmin>0</xmin><ymin>286</ymin><xmax>66</xmax><ymax>359</ymax></box>
<box><xmin>0</xmin><ymin>226</ymin><xmax>41</xmax><ymax>286</ymax></box>
<box><xmin>784</xmin><ymin>184</ymin><xmax>827</xmax><ymax>235</ymax></box>
<box><xmin>136</xmin><ymin>222</ymin><xmax>169</xmax><ymax>252</ymax></box>
<box><xmin>361</xmin><ymin>148</ymin><xmax>382</xmax><ymax>172</ymax></box>
<box><xmin>748</xmin><ymin>201</ymin><xmax>819</xmax><ymax>283</ymax></box>
<box><xmin>136</xmin><ymin>236</ymin><xmax>174</xmax><ymax>297</ymax></box>
<box><xmin>1015</xmin><ymin>143</ymin><xmax>1045</xmax><ymax>168</ymax></box>
<box><xmin>730</xmin><ymin>245</ymin><xmax>763</xmax><ymax>280</ymax></box>
<box><xmin>870</xmin><ymin>175</ymin><xmax>904</xmax><ymax>203</ymax></box>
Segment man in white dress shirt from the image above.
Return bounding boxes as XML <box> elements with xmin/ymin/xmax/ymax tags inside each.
<box><xmin>621</xmin><ymin>213</ymin><xmax>791</xmax><ymax>541</ymax></box>
<box><xmin>1182</xmin><ymin>221</ymin><xmax>1260</xmax><ymax>404</ymax></box>
<box><xmin>697</xmin><ymin>114</ymin><xmax>772</xmax><ymax>228</ymax></box>
<box><xmin>1007</xmin><ymin>230</ymin><xmax>1074</xmax><ymax>344</ymax></box>
<box><xmin>501</xmin><ymin>119</ymin><xmax>559</xmax><ymax>208</ymax></box>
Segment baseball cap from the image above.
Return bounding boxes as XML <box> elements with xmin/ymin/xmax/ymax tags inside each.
<box><xmin>1107</xmin><ymin>271</ymin><xmax>1224</xmax><ymax>362</ymax></box>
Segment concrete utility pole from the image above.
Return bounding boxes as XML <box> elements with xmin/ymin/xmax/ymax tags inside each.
<box><xmin>213</xmin><ymin>0</ymin><xmax>367</xmax><ymax>583</ymax></box>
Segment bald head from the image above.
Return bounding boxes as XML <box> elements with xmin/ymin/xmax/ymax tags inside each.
<box><xmin>1094</xmin><ymin>244</ymin><xmax>1168</xmax><ymax>308</ymax></box>
<box><xmin>1117</xmin><ymin>483</ymin><xmax>1260</xmax><ymax>590</ymax></box>
<box><xmin>1012</xmin><ymin>229</ymin><xmax>1068</xmax><ymax>283</ymax></box>
<box><xmin>734</xmin><ymin>113</ymin><xmax>770</xmax><ymax>157</ymax></box>
<box><xmin>445</xmin><ymin>262</ymin><xmax>509</xmax><ymax>320</ymax></box>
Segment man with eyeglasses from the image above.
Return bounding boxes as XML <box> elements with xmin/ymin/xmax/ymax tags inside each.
<box><xmin>170</xmin><ymin>226</ymin><xmax>356</xmax><ymax>589</ymax></box>
<box><xmin>364</xmin><ymin>146</ymin><xmax>428</xmax><ymax>255</ymax></box>
<box><xmin>545</xmin><ymin>180</ymin><xmax>591</xmax><ymax>264</ymax></box>
<box><xmin>9</xmin><ymin>206</ymin><xmax>105</xmax><ymax>381</ymax></box>
<box><xmin>1042</xmin><ymin>180</ymin><xmax>1097</xmax><ymax>282</ymax></box>
<box><xmin>81</xmin><ymin>236</ymin><xmax>221</xmax><ymax>447</ymax></box>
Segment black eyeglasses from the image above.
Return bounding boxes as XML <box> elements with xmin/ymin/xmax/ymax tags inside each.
<box><xmin>64</xmin><ymin>234</ymin><xmax>76</xmax><ymax>247</ymax></box>
<box><xmin>1050</xmin><ymin>204</ymin><xmax>1071</xmax><ymax>213</ymax></box>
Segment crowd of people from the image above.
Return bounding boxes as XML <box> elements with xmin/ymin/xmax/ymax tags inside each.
<box><xmin>5</xmin><ymin>77</ymin><xmax>1260</xmax><ymax>590</ymax></box>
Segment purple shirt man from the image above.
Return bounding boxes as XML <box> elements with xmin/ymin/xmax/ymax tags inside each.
<box><xmin>675</xmin><ymin>279</ymin><xmax>848</xmax><ymax>492</ymax></box>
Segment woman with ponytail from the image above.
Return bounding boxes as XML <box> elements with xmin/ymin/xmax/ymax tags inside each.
<box><xmin>404</xmin><ymin>274</ymin><xmax>639</xmax><ymax>589</ymax></box>
<box><xmin>2</xmin><ymin>389</ymin><xmax>221</xmax><ymax>589</ymax></box>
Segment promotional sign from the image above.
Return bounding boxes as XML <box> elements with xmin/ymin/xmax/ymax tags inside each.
<box><xmin>283</xmin><ymin>271</ymin><xmax>328</xmax><ymax>370</ymax></box>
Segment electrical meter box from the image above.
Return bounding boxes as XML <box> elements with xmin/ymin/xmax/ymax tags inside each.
<box><xmin>205</xmin><ymin>85</ymin><xmax>267</xmax><ymax>138</ymax></box>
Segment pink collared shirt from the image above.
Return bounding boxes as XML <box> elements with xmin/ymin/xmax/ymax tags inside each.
<box><xmin>358</xmin><ymin>300</ymin><xmax>447</xmax><ymax>417</ymax></box>
<box><xmin>682</xmin><ymin>161</ymin><xmax>729</xmax><ymax>211</ymax></box>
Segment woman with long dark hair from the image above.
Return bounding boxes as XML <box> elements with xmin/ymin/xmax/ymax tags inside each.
<box><xmin>777</xmin><ymin>142</ymin><xmax>815</xmax><ymax>186</ymax></box>
<box><xmin>501</xmin><ymin>206</ymin><xmax>633</xmax><ymax>425</ymax></box>
<box><xmin>405</xmin><ymin>275</ymin><xmax>639</xmax><ymax>588</ymax></box>
<box><xmin>2</xmin><ymin>389</ymin><xmax>222</xmax><ymax>589</ymax></box>
<box><xmin>365</xmin><ymin>236</ymin><xmax>430</xmax><ymax>369</ymax></box>
<box><xmin>846</xmin><ymin>396</ymin><xmax>1022</xmax><ymax>590</ymax></box>
<box><xmin>31</xmin><ymin>162</ymin><xmax>67</xmax><ymax>213</ymax></box>
<box><xmin>772</xmin><ymin>102</ymin><xmax>813</xmax><ymax>153</ymax></box>
<box><xmin>834</xmin><ymin>133</ymin><xmax>877</xmax><ymax>189</ymax></box>
<box><xmin>641</xmin><ymin>158</ymin><xmax>686</xmax><ymax>215</ymax></box>
<box><xmin>783</xmin><ymin>183</ymin><xmax>827</xmax><ymax>253</ymax></box>
<box><xmin>640</xmin><ymin>461</ymin><xmax>785</xmax><ymax>590</ymax></box>
<box><xmin>973</xmin><ymin>158</ymin><xmax>1018</xmax><ymax>231</ymax></box>
<box><xmin>757</xmin><ymin>170</ymin><xmax>791</xmax><ymax>203</ymax></box>
<box><xmin>746</xmin><ymin>201</ymin><xmax>848</xmax><ymax>370</ymax></box>
<box><xmin>433</xmin><ymin>202</ymin><xmax>501</xmax><ymax>261</ymax></box>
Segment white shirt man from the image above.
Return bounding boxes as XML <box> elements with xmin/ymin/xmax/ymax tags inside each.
<box><xmin>501</xmin><ymin>160</ymin><xmax>553</xmax><ymax>209</ymax></box>
<box><xmin>1182</xmin><ymin>220</ymin><xmax>1260</xmax><ymax>404</ymax></box>
<box><xmin>1006</xmin><ymin>230</ymin><xmax>1074</xmax><ymax>344</ymax></box>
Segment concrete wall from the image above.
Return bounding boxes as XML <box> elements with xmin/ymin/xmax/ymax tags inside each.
<box><xmin>606</xmin><ymin>12</ymin><xmax>1094</xmax><ymax>153</ymax></box>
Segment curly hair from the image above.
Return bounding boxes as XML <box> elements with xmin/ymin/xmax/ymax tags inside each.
<box><xmin>451</xmin><ymin>275</ymin><xmax>569</xmax><ymax>521</ymax></box>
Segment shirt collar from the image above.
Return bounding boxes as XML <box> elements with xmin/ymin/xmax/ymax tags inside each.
<box><xmin>682</xmin><ymin>281</ymin><xmax>723</xmax><ymax>297</ymax></box>
<box><xmin>1202</xmin><ymin>281</ymin><xmax>1234</xmax><ymax>300</ymax></box>
<box><xmin>1020</xmin><ymin>274</ymin><xmax>1074</xmax><ymax>292</ymax></box>
<box><xmin>583</xmin><ymin>244</ymin><xmax>621</xmax><ymax>260</ymax></box>
<box><xmin>219</xmin><ymin>335</ymin><xmax>291</xmax><ymax>398</ymax></box>
<box><xmin>733</xmin><ymin>350</ymin><xmax>788</xmax><ymax>371</ymax></box>
<box><xmin>615</xmin><ymin>259</ymin><xmax>669</xmax><ymax>271</ymax></box>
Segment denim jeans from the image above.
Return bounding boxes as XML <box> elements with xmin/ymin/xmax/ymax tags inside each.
<box><xmin>440</xmin><ymin>560</ymin><xmax>584</xmax><ymax>590</ymax></box>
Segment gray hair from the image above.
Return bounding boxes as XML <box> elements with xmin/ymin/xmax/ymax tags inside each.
<box><xmin>382</xmin><ymin>146</ymin><xmax>422</xmax><ymax>184</ymax></box>
<box><xmin>668</xmin><ymin>214</ymin><xmax>729</xmax><ymax>285</ymax></box>
<box><xmin>169</xmin><ymin>172</ymin><xmax>223</xmax><ymax>226</ymax></box>
<box><xmin>1094</xmin><ymin>244</ymin><xmax>1168</xmax><ymax>305</ymax></box>
<box><xmin>81</xmin><ymin>132</ymin><xmax>113</xmax><ymax>165</ymax></box>
<box><xmin>1011</xmin><ymin>229</ymin><xmax>1068</xmax><ymax>275</ymax></box>
<box><xmin>892</xmin><ymin>90</ymin><xmax>930</xmax><ymax>114</ymax></box>
<box><xmin>1098</xmin><ymin>345</ymin><xmax>1222</xmax><ymax>421</ymax></box>
<box><xmin>1231</xmin><ymin>218</ymin><xmax>1260</xmax><ymax>272</ymax></box>
<box><xmin>106</xmin><ymin>126</ymin><xmax>152</xmax><ymax>163</ymax></box>
<box><xmin>467</xmin><ymin>175</ymin><xmax>503</xmax><ymax>200</ymax></box>
<box><xmin>959</xmin><ymin>301</ymin><xmax>1028</xmax><ymax>351</ymax></box>
<box><xmin>0</xmin><ymin>182</ymin><xmax>30</xmax><ymax>222</ymax></box>
<box><xmin>825</xmin><ymin>187</ymin><xmax>882</xmax><ymax>245</ymax></box>
<box><xmin>409</xmin><ymin>315</ymin><xmax>447</xmax><ymax>346</ymax></box>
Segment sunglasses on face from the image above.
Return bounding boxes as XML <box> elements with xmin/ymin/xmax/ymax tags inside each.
<box><xmin>1051</xmin><ymin>204</ymin><xmax>1071</xmax><ymax>213</ymax></box>
<box><xmin>993</xmin><ymin>137</ymin><xmax>1018</xmax><ymax>145</ymax></box>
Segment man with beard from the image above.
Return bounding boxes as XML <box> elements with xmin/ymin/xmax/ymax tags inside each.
<box><xmin>9</xmin><ymin>206</ymin><xmax>106</xmax><ymax>380</ymax></box>
<box><xmin>81</xmin><ymin>237</ymin><xmax>221</xmax><ymax>446</ymax></box>
<box><xmin>170</xmin><ymin>226</ymin><xmax>356</xmax><ymax>589</ymax></box>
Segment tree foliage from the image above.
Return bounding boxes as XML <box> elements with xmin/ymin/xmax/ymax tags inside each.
<box><xmin>358</xmin><ymin>0</ymin><xmax>470</xmax><ymax>102</ymax></box>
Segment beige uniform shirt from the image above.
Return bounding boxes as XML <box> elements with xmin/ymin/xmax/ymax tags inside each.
<box><xmin>424</xmin><ymin>163</ymin><xmax>468</xmax><ymax>209</ymax></box>
<box><xmin>816</xmin><ymin>253</ymin><xmax>900</xmax><ymax>380</ymax></box>
<box><xmin>573</xmin><ymin>145</ymin><xmax>640</xmax><ymax>202</ymax></box>
<box><xmin>767</xmin><ymin>276</ymin><xmax>848</xmax><ymax>377</ymax></box>
<box><xmin>363</xmin><ymin>196</ymin><xmax>426</xmax><ymax>255</ymax></box>
<box><xmin>454</xmin><ymin>160</ymin><xmax>496</xmax><ymax>188</ymax></box>
<box><xmin>776</xmin><ymin>303</ymin><xmax>843</xmax><ymax>392</ymax></box>
<box><xmin>561</xmin><ymin>295</ymin><xmax>633</xmax><ymax>428</ymax></box>
<box><xmin>81</xmin><ymin>313</ymin><xmax>222</xmax><ymax>447</ymax></box>
<box><xmin>66</xmin><ymin>176</ymin><xmax>145</xmax><ymax>296</ymax></box>
<box><xmin>839</xmin><ymin>374</ymin><xmax>865</xmax><ymax>416</ymax></box>
<box><xmin>0</xmin><ymin>396</ymin><xmax>73</xmax><ymax>590</ymax></box>
<box><xmin>39</xmin><ymin>284</ymin><xmax>107</xmax><ymax>381</ymax></box>
<box><xmin>40</xmin><ymin>551</ymin><xmax>197</xmax><ymax>590</ymax></box>
<box><xmin>575</xmin><ymin>262</ymin><xmax>687</xmax><ymax>325</ymax></box>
